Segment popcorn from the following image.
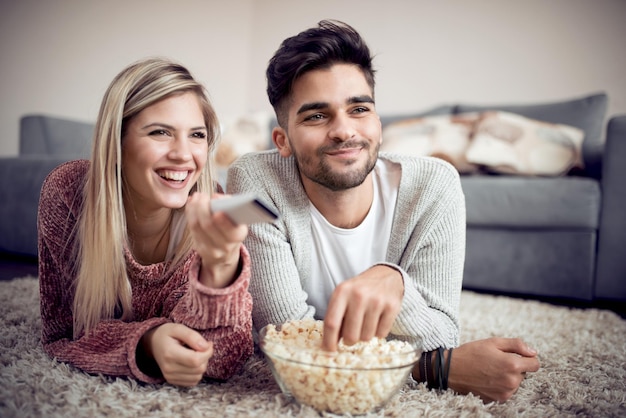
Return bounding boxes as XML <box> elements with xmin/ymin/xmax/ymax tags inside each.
<box><xmin>260</xmin><ymin>319</ymin><xmax>419</xmax><ymax>415</ymax></box>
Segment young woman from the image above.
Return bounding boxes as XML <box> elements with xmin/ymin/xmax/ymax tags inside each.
<box><xmin>38</xmin><ymin>57</ymin><xmax>253</xmax><ymax>387</ymax></box>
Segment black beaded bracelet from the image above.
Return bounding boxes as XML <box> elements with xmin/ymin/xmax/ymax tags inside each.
<box><xmin>419</xmin><ymin>348</ymin><xmax>452</xmax><ymax>391</ymax></box>
<box><xmin>426</xmin><ymin>351</ymin><xmax>437</xmax><ymax>389</ymax></box>
<box><xmin>418</xmin><ymin>351</ymin><xmax>428</xmax><ymax>383</ymax></box>
<box><xmin>436</xmin><ymin>347</ymin><xmax>445</xmax><ymax>389</ymax></box>
<box><xmin>442</xmin><ymin>347</ymin><xmax>453</xmax><ymax>390</ymax></box>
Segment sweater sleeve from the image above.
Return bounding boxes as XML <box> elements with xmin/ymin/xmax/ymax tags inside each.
<box><xmin>167</xmin><ymin>247</ymin><xmax>254</xmax><ymax>381</ymax></box>
<box><xmin>38</xmin><ymin>161</ymin><xmax>253</xmax><ymax>384</ymax></box>
<box><xmin>227</xmin><ymin>153</ymin><xmax>316</xmax><ymax>331</ymax></box>
<box><xmin>387</xmin><ymin>157</ymin><xmax>466</xmax><ymax>350</ymax></box>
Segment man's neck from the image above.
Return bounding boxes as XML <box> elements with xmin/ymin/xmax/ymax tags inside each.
<box><xmin>303</xmin><ymin>174</ymin><xmax>374</xmax><ymax>229</ymax></box>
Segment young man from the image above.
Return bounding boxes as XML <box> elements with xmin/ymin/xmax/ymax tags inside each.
<box><xmin>227</xmin><ymin>20</ymin><xmax>539</xmax><ymax>403</ymax></box>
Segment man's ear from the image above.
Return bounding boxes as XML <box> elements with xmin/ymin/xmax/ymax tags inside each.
<box><xmin>272</xmin><ymin>126</ymin><xmax>292</xmax><ymax>157</ymax></box>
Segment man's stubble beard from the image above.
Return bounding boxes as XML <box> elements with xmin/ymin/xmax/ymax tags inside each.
<box><xmin>293</xmin><ymin>140</ymin><xmax>380</xmax><ymax>192</ymax></box>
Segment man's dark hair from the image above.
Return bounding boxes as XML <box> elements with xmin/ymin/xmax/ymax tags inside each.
<box><xmin>266</xmin><ymin>19</ymin><xmax>376</xmax><ymax>127</ymax></box>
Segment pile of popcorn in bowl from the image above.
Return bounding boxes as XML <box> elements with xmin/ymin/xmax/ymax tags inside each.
<box><xmin>259</xmin><ymin>318</ymin><xmax>420</xmax><ymax>415</ymax></box>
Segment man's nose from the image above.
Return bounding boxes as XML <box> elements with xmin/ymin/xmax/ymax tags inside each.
<box><xmin>328</xmin><ymin>113</ymin><xmax>356</xmax><ymax>141</ymax></box>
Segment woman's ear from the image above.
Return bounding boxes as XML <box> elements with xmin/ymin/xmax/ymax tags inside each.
<box><xmin>272</xmin><ymin>126</ymin><xmax>292</xmax><ymax>158</ymax></box>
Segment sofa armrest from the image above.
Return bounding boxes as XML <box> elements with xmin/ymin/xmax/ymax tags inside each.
<box><xmin>595</xmin><ymin>115</ymin><xmax>626</xmax><ymax>300</ymax></box>
<box><xmin>0</xmin><ymin>156</ymin><xmax>75</xmax><ymax>257</ymax></box>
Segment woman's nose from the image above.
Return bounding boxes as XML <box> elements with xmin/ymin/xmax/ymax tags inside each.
<box><xmin>168</xmin><ymin>136</ymin><xmax>193</xmax><ymax>160</ymax></box>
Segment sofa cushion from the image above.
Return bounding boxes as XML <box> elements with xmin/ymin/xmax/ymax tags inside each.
<box><xmin>455</xmin><ymin>92</ymin><xmax>608</xmax><ymax>178</ymax></box>
<box><xmin>20</xmin><ymin>114</ymin><xmax>93</xmax><ymax>158</ymax></box>
<box><xmin>380</xmin><ymin>113</ymin><xmax>480</xmax><ymax>173</ymax></box>
<box><xmin>466</xmin><ymin>111</ymin><xmax>585</xmax><ymax>176</ymax></box>
<box><xmin>461</xmin><ymin>176</ymin><xmax>601</xmax><ymax>229</ymax></box>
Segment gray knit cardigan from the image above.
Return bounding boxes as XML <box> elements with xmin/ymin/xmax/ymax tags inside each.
<box><xmin>227</xmin><ymin>150</ymin><xmax>466</xmax><ymax>350</ymax></box>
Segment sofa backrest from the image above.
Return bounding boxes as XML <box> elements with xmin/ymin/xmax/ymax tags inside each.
<box><xmin>20</xmin><ymin>114</ymin><xmax>94</xmax><ymax>158</ymax></box>
<box><xmin>378</xmin><ymin>104</ymin><xmax>457</xmax><ymax>127</ymax></box>
<box><xmin>454</xmin><ymin>92</ymin><xmax>608</xmax><ymax>179</ymax></box>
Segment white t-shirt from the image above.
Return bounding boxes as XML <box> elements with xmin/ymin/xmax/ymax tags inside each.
<box><xmin>305</xmin><ymin>159</ymin><xmax>401</xmax><ymax>318</ymax></box>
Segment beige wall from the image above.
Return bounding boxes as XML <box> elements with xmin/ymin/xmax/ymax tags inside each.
<box><xmin>1</xmin><ymin>0</ymin><xmax>625</xmax><ymax>156</ymax></box>
<box><xmin>0</xmin><ymin>0</ymin><xmax>254</xmax><ymax>155</ymax></box>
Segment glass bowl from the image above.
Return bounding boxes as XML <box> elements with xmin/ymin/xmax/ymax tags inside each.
<box><xmin>259</xmin><ymin>319</ymin><xmax>420</xmax><ymax>415</ymax></box>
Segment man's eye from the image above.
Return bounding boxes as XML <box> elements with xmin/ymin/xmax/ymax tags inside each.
<box><xmin>304</xmin><ymin>113</ymin><xmax>324</xmax><ymax>122</ymax></box>
<box><xmin>352</xmin><ymin>106</ymin><xmax>369</xmax><ymax>114</ymax></box>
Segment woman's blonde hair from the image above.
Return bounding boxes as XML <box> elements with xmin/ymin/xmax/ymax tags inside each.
<box><xmin>73</xmin><ymin>57</ymin><xmax>220</xmax><ymax>337</ymax></box>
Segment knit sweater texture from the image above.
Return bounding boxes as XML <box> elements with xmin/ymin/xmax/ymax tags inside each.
<box><xmin>37</xmin><ymin>160</ymin><xmax>253</xmax><ymax>383</ymax></box>
<box><xmin>227</xmin><ymin>150</ymin><xmax>466</xmax><ymax>350</ymax></box>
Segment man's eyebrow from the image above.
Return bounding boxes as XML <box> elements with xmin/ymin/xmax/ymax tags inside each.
<box><xmin>296</xmin><ymin>102</ymin><xmax>328</xmax><ymax>115</ymax></box>
<box><xmin>296</xmin><ymin>95</ymin><xmax>375</xmax><ymax>115</ymax></box>
<box><xmin>348</xmin><ymin>95</ymin><xmax>375</xmax><ymax>105</ymax></box>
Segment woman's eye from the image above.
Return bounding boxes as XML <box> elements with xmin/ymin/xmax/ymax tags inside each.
<box><xmin>149</xmin><ymin>129</ymin><xmax>169</xmax><ymax>136</ymax></box>
<box><xmin>191</xmin><ymin>131</ymin><xmax>207</xmax><ymax>139</ymax></box>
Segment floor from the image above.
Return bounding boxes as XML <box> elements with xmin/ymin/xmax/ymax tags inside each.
<box><xmin>469</xmin><ymin>287</ymin><xmax>626</xmax><ymax>319</ymax></box>
<box><xmin>0</xmin><ymin>253</ymin><xmax>38</xmax><ymax>280</ymax></box>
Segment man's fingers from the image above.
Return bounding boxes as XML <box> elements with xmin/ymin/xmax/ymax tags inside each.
<box><xmin>492</xmin><ymin>338</ymin><xmax>541</xmax><ymax>375</ymax></box>
<box><xmin>323</xmin><ymin>269</ymin><xmax>403</xmax><ymax>349</ymax></box>
<box><xmin>339</xmin><ymin>283</ymin><xmax>369</xmax><ymax>345</ymax></box>
<box><xmin>322</xmin><ymin>318</ymin><xmax>341</xmax><ymax>352</ymax></box>
<box><xmin>323</xmin><ymin>292</ymin><xmax>348</xmax><ymax>351</ymax></box>
<box><xmin>519</xmin><ymin>355</ymin><xmax>541</xmax><ymax>373</ymax></box>
<box><xmin>375</xmin><ymin>308</ymin><xmax>395</xmax><ymax>339</ymax></box>
<box><xmin>495</xmin><ymin>337</ymin><xmax>538</xmax><ymax>357</ymax></box>
<box><xmin>359</xmin><ymin>306</ymin><xmax>380</xmax><ymax>342</ymax></box>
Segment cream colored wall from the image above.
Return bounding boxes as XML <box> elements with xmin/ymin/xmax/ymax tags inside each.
<box><xmin>247</xmin><ymin>0</ymin><xmax>626</xmax><ymax>118</ymax></box>
<box><xmin>1</xmin><ymin>0</ymin><xmax>625</xmax><ymax>156</ymax></box>
<box><xmin>0</xmin><ymin>0</ymin><xmax>254</xmax><ymax>155</ymax></box>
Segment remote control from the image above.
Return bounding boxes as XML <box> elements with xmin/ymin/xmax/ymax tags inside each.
<box><xmin>210</xmin><ymin>193</ymin><xmax>279</xmax><ymax>225</ymax></box>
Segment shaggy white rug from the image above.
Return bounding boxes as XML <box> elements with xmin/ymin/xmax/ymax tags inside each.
<box><xmin>1</xmin><ymin>276</ymin><xmax>625</xmax><ymax>417</ymax></box>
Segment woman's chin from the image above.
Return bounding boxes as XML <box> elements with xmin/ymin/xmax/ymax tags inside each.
<box><xmin>161</xmin><ymin>195</ymin><xmax>190</xmax><ymax>210</ymax></box>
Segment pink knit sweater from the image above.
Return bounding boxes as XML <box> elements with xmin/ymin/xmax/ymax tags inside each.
<box><xmin>37</xmin><ymin>160</ymin><xmax>253</xmax><ymax>384</ymax></box>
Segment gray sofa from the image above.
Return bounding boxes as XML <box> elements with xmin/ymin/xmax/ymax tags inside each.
<box><xmin>443</xmin><ymin>94</ymin><xmax>621</xmax><ymax>302</ymax></box>
<box><xmin>1</xmin><ymin>93</ymin><xmax>624</xmax><ymax>303</ymax></box>
<box><xmin>0</xmin><ymin>115</ymin><xmax>92</xmax><ymax>257</ymax></box>
<box><xmin>380</xmin><ymin>92</ymin><xmax>625</xmax><ymax>302</ymax></box>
